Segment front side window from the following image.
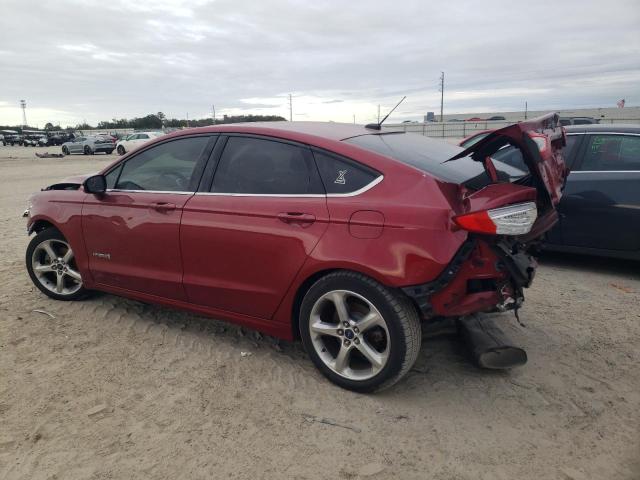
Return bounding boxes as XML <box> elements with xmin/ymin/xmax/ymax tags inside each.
<box><xmin>115</xmin><ymin>136</ymin><xmax>209</xmax><ymax>191</ymax></box>
<box><xmin>105</xmin><ymin>164</ymin><xmax>122</xmax><ymax>189</ymax></box>
<box><xmin>579</xmin><ymin>134</ymin><xmax>640</xmax><ymax>171</ymax></box>
<box><xmin>212</xmin><ymin>137</ymin><xmax>323</xmax><ymax>194</ymax></box>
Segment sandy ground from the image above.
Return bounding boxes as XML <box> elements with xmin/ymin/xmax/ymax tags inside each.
<box><xmin>0</xmin><ymin>145</ymin><xmax>639</xmax><ymax>480</ymax></box>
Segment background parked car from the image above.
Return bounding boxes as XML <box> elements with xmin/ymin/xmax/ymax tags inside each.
<box><xmin>559</xmin><ymin>116</ymin><xmax>600</xmax><ymax>126</ymax></box>
<box><xmin>460</xmin><ymin>124</ymin><xmax>640</xmax><ymax>260</ymax></box>
<box><xmin>1</xmin><ymin>130</ymin><xmax>20</xmax><ymax>145</ymax></box>
<box><xmin>61</xmin><ymin>135</ymin><xmax>115</xmax><ymax>155</ymax></box>
<box><xmin>5</xmin><ymin>134</ymin><xmax>23</xmax><ymax>145</ymax></box>
<box><xmin>545</xmin><ymin>124</ymin><xmax>640</xmax><ymax>259</ymax></box>
<box><xmin>116</xmin><ymin>131</ymin><xmax>163</xmax><ymax>155</ymax></box>
<box><xmin>46</xmin><ymin>132</ymin><xmax>72</xmax><ymax>146</ymax></box>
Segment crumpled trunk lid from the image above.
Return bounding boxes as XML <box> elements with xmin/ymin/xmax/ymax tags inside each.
<box><xmin>447</xmin><ymin>113</ymin><xmax>568</xmax><ymax>210</ymax></box>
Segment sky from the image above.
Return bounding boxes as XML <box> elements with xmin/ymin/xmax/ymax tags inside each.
<box><xmin>0</xmin><ymin>0</ymin><xmax>638</xmax><ymax>127</ymax></box>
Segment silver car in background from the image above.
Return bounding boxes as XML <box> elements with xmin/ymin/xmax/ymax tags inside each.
<box><xmin>61</xmin><ymin>135</ymin><xmax>115</xmax><ymax>155</ymax></box>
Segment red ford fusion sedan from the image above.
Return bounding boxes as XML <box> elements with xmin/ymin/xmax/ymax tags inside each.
<box><xmin>24</xmin><ymin>114</ymin><xmax>567</xmax><ymax>391</ymax></box>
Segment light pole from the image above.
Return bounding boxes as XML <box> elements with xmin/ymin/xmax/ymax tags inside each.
<box><xmin>20</xmin><ymin>99</ymin><xmax>27</xmax><ymax>128</ymax></box>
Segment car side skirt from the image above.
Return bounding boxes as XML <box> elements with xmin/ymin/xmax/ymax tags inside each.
<box><xmin>93</xmin><ymin>282</ymin><xmax>294</xmax><ymax>340</ymax></box>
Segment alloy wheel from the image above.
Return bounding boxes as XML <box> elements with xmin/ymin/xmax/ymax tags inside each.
<box><xmin>309</xmin><ymin>289</ymin><xmax>390</xmax><ymax>381</ymax></box>
<box><xmin>31</xmin><ymin>239</ymin><xmax>82</xmax><ymax>296</ymax></box>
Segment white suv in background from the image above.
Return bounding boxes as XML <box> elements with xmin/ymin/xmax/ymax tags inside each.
<box><xmin>116</xmin><ymin>131</ymin><xmax>164</xmax><ymax>155</ymax></box>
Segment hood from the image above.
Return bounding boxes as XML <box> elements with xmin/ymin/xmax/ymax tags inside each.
<box><xmin>43</xmin><ymin>173</ymin><xmax>95</xmax><ymax>191</ymax></box>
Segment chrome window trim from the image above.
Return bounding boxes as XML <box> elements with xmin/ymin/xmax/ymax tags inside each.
<box><xmin>567</xmin><ymin>132</ymin><xmax>640</xmax><ymax>137</ymax></box>
<box><xmin>106</xmin><ymin>189</ymin><xmax>194</xmax><ymax>195</ymax></box>
<box><xmin>195</xmin><ymin>175</ymin><xmax>384</xmax><ymax>198</ymax></box>
<box><xmin>570</xmin><ymin>170</ymin><xmax>640</xmax><ymax>174</ymax></box>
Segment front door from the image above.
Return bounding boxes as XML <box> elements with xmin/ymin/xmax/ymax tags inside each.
<box><xmin>82</xmin><ymin>135</ymin><xmax>214</xmax><ymax>300</ymax></box>
<box><xmin>181</xmin><ymin>135</ymin><xmax>330</xmax><ymax>319</ymax></box>
<box><xmin>70</xmin><ymin>137</ymin><xmax>84</xmax><ymax>153</ymax></box>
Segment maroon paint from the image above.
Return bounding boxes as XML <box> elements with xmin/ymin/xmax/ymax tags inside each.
<box><xmin>27</xmin><ymin>117</ymin><xmax>565</xmax><ymax>341</ymax></box>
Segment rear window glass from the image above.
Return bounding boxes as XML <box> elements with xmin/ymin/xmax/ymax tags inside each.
<box><xmin>345</xmin><ymin>132</ymin><xmax>525</xmax><ymax>185</ymax></box>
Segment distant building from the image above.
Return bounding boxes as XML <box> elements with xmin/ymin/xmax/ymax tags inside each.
<box><xmin>425</xmin><ymin>112</ymin><xmax>435</xmax><ymax>122</ymax></box>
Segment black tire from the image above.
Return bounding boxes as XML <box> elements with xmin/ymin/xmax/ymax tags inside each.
<box><xmin>106</xmin><ymin>149</ymin><xmax>114</xmax><ymax>155</ymax></box>
<box><xmin>62</xmin><ymin>146</ymin><xmax>69</xmax><ymax>155</ymax></box>
<box><xmin>26</xmin><ymin>228</ymin><xmax>88</xmax><ymax>301</ymax></box>
<box><xmin>117</xmin><ymin>145</ymin><xmax>125</xmax><ymax>155</ymax></box>
<box><xmin>84</xmin><ymin>145</ymin><xmax>93</xmax><ymax>155</ymax></box>
<box><xmin>299</xmin><ymin>271</ymin><xmax>421</xmax><ymax>392</ymax></box>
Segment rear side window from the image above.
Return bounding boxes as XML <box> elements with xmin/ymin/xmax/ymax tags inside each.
<box><xmin>115</xmin><ymin>136</ymin><xmax>209</xmax><ymax>191</ymax></box>
<box><xmin>312</xmin><ymin>150</ymin><xmax>379</xmax><ymax>194</ymax></box>
<box><xmin>212</xmin><ymin>137</ymin><xmax>323</xmax><ymax>194</ymax></box>
<box><xmin>579</xmin><ymin>134</ymin><xmax>640</xmax><ymax>171</ymax></box>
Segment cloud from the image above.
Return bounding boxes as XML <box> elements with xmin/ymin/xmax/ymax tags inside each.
<box><xmin>0</xmin><ymin>0</ymin><xmax>638</xmax><ymax>125</ymax></box>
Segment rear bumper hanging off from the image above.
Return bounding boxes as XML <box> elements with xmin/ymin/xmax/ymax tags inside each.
<box><xmin>402</xmin><ymin>238</ymin><xmax>536</xmax><ymax>319</ymax></box>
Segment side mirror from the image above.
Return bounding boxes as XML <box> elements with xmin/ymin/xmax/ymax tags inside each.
<box><xmin>83</xmin><ymin>174</ymin><xmax>107</xmax><ymax>195</ymax></box>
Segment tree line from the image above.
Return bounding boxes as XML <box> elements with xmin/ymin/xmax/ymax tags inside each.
<box><xmin>0</xmin><ymin>112</ymin><xmax>286</xmax><ymax>132</ymax></box>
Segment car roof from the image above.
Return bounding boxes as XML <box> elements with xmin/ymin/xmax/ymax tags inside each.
<box><xmin>565</xmin><ymin>124</ymin><xmax>640</xmax><ymax>134</ymax></box>
<box><xmin>168</xmin><ymin>121</ymin><xmax>402</xmax><ymax>143</ymax></box>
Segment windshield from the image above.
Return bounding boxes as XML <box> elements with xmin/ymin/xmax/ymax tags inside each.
<box><xmin>345</xmin><ymin>132</ymin><xmax>527</xmax><ymax>187</ymax></box>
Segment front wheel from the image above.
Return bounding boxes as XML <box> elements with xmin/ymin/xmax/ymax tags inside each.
<box><xmin>62</xmin><ymin>146</ymin><xmax>69</xmax><ymax>155</ymax></box>
<box><xmin>299</xmin><ymin>271</ymin><xmax>421</xmax><ymax>392</ymax></box>
<box><xmin>117</xmin><ymin>145</ymin><xmax>125</xmax><ymax>155</ymax></box>
<box><xmin>26</xmin><ymin>228</ymin><xmax>88</xmax><ymax>301</ymax></box>
<box><xmin>84</xmin><ymin>145</ymin><xmax>93</xmax><ymax>155</ymax></box>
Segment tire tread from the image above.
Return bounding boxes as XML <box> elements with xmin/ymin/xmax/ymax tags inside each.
<box><xmin>301</xmin><ymin>270</ymin><xmax>421</xmax><ymax>392</ymax></box>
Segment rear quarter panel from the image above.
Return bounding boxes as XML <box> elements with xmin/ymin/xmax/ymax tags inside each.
<box><xmin>271</xmin><ymin>167</ymin><xmax>469</xmax><ymax>326</ymax></box>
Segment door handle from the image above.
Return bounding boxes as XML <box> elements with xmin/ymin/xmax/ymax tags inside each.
<box><xmin>277</xmin><ymin>212</ymin><xmax>316</xmax><ymax>225</ymax></box>
<box><xmin>151</xmin><ymin>202</ymin><xmax>176</xmax><ymax>212</ymax></box>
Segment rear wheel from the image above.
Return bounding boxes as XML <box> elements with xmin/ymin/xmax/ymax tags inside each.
<box><xmin>26</xmin><ymin>228</ymin><xmax>88</xmax><ymax>301</ymax></box>
<box><xmin>300</xmin><ymin>271</ymin><xmax>421</xmax><ymax>392</ymax></box>
<box><xmin>117</xmin><ymin>145</ymin><xmax>125</xmax><ymax>155</ymax></box>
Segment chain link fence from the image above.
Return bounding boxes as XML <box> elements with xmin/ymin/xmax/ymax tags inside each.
<box><xmin>383</xmin><ymin>118</ymin><xmax>640</xmax><ymax>139</ymax></box>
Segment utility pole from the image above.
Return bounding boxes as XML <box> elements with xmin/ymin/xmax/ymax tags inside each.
<box><xmin>353</xmin><ymin>114</ymin><xmax>356</xmax><ymax>124</ymax></box>
<box><xmin>377</xmin><ymin>104</ymin><xmax>381</xmax><ymax>123</ymax></box>
<box><xmin>288</xmin><ymin>94</ymin><xmax>293</xmax><ymax>122</ymax></box>
<box><xmin>524</xmin><ymin>101</ymin><xmax>528</xmax><ymax>120</ymax></box>
<box><xmin>20</xmin><ymin>99</ymin><xmax>27</xmax><ymax>128</ymax></box>
<box><xmin>439</xmin><ymin>72</ymin><xmax>444</xmax><ymax>122</ymax></box>
<box><xmin>186</xmin><ymin>112</ymin><xmax>189</xmax><ymax>128</ymax></box>
<box><xmin>212</xmin><ymin>104</ymin><xmax>216</xmax><ymax>125</ymax></box>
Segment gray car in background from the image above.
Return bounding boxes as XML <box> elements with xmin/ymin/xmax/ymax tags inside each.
<box><xmin>61</xmin><ymin>135</ymin><xmax>115</xmax><ymax>155</ymax></box>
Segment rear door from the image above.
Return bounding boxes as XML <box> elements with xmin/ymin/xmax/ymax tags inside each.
<box><xmin>82</xmin><ymin>135</ymin><xmax>215</xmax><ymax>300</ymax></box>
<box><xmin>180</xmin><ymin>135</ymin><xmax>330</xmax><ymax>319</ymax></box>
<box><xmin>559</xmin><ymin>133</ymin><xmax>640</xmax><ymax>251</ymax></box>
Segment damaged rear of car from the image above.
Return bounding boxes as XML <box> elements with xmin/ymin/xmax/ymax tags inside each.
<box><xmin>349</xmin><ymin>113</ymin><xmax>568</xmax><ymax>322</ymax></box>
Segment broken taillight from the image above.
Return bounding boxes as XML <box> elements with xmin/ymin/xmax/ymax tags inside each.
<box><xmin>454</xmin><ymin>202</ymin><xmax>538</xmax><ymax>235</ymax></box>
